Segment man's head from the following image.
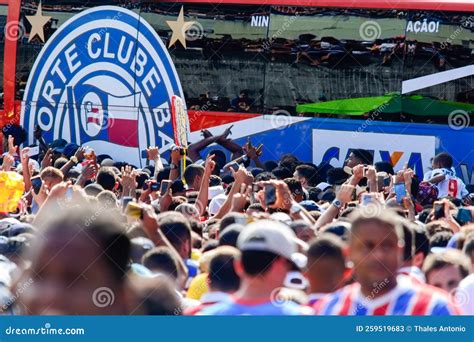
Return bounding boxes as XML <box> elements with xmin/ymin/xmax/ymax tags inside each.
<box><xmin>305</xmin><ymin>234</ymin><xmax>346</xmax><ymax>294</ymax></box>
<box><xmin>236</xmin><ymin>220</ymin><xmax>303</xmax><ymax>291</ymax></box>
<box><xmin>290</xmin><ymin>220</ymin><xmax>316</xmax><ymax>242</ymax></box>
<box><xmin>96</xmin><ymin>167</ymin><xmax>117</xmax><ymax>191</ymax></box>
<box><xmin>432</xmin><ymin>152</ymin><xmax>453</xmax><ymax>169</ymax></box>
<box><xmin>40</xmin><ymin>167</ymin><xmax>64</xmax><ymax>189</ymax></box>
<box><xmin>156</xmin><ymin>212</ymin><xmax>192</xmax><ymax>260</ymax></box>
<box><xmin>208</xmin><ymin>246</ymin><xmax>241</xmax><ymax>293</ymax></box>
<box><xmin>142</xmin><ymin>247</ymin><xmax>179</xmax><ymax>280</ymax></box>
<box><xmin>183</xmin><ymin>164</ymin><xmax>205</xmax><ymax>191</ymax></box>
<box><xmin>423</xmin><ymin>249</ymin><xmax>471</xmax><ymax>292</ymax></box>
<box><xmin>345</xmin><ymin>149</ymin><xmax>373</xmax><ymax>168</ymax></box>
<box><xmin>294</xmin><ymin>164</ymin><xmax>318</xmax><ymax>189</ymax></box>
<box><xmin>19</xmin><ymin>206</ymin><xmax>132</xmax><ymax>315</ymax></box>
<box><xmin>349</xmin><ymin>209</ymin><xmax>404</xmax><ymax>289</ymax></box>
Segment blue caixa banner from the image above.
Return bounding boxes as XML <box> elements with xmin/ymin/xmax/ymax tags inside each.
<box><xmin>199</xmin><ymin>117</ymin><xmax>474</xmax><ymax>185</ymax></box>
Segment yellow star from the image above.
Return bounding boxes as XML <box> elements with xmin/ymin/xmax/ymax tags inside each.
<box><xmin>166</xmin><ymin>6</ymin><xmax>196</xmax><ymax>49</ymax></box>
<box><xmin>26</xmin><ymin>3</ymin><xmax>51</xmax><ymax>43</ymax></box>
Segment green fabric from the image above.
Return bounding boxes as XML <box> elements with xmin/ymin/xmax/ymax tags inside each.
<box><xmin>296</xmin><ymin>94</ymin><xmax>474</xmax><ymax>117</ymax></box>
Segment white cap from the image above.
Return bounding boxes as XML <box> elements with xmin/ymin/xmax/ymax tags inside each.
<box><xmin>270</xmin><ymin>212</ymin><xmax>292</xmax><ymax>226</ymax></box>
<box><xmin>208</xmin><ymin>193</ymin><xmax>227</xmax><ymax>216</ymax></box>
<box><xmin>208</xmin><ymin>185</ymin><xmax>225</xmax><ymax>201</ymax></box>
<box><xmin>237</xmin><ymin>220</ymin><xmax>307</xmax><ymax>268</ymax></box>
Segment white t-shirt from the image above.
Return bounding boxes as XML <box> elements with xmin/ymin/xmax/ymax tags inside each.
<box><xmin>423</xmin><ymin>168</ymin><xmax>468</xmax><ymax>199</ymax></box>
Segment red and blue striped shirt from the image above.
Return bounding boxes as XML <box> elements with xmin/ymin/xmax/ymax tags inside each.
<box><xmin>314</xmin><ymin>276</ymin><xmax>461</xmax><ymax>316</ymax></box>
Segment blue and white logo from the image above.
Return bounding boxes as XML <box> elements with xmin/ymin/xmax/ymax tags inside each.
<box><xmin>21</xmin><ymin>6</ymin><xmax>184</xmax><ymax>166</ymax></box>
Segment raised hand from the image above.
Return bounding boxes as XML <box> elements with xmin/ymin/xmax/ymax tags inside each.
<box><xmin>7</xmin><ymin>135</ymin><xmax>17</xmax><ymax>156</ymax></box>
<box><xmin>74</xmin><ymin>146</ymin><xmax>86</xmax><ymax>162</ymax></box>
<box><xmin>81</xmin><ymin>161</ymin><xmax>98</xmax><ymax>181</ymax></box>
<box><xmin>41</xmin><ymin>148</ymin><xmax>53</xmax><ymax>169</ymax></box>
<box><xmin>232</xmin><ymin>184</ymin><xmax>251</xmax><ymax>212</ymax></box>
<box><xmin>232</xmin><ymin>166</ymin><xmax>253</xmax><ymax>186</ymax></box>
<box><xmin>146</xmin><ymin>146</ymin><xmax>159</xmax><ymax>161</ymax></box>
<box><xmin>20</xmin><ymin>147</ymin><xmax>30</xmax><ymax>166</ymax></box>
<box><xmin>337</xmin><ymin>183</ymin><xmax>355</xmax><ymax>205</ymax></box>
<box><xmin>201</xmin><ymin>129</ymin><xmax>213</xmax><ymax>139</ymax></box>
<box><xmin>204</xmin><ymin>154</ymin><xmax>216</xmax><ymax>175</ymax></box>
<box><xmin>1</xmin><ymin>154</ymin><xmax>14</xmax><ymax>171</ymax></box>
<box><xmin>121</xmin><ymin>165</ymin><xmax>137</xmax><ymax>193</ymax></box>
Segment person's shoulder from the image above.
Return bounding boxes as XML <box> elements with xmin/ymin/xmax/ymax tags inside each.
<box><xmin>197</xmin><ymin>299</ymin><xmax>236</xmax><ymax>316</ymax></box>
<box><xmin>406</xmin><ymin>281</ymin><xmax>460</xmax><ymax>315</ymax></box>
<box><xmin>281</xmin><ymin>301</ymin><xmax>314</xmax><ymax>316</ymax></box>
<box><xmin>313</xmin><ymin>284</ymin><xmax>356</xmax><ymax>315</ymax></box>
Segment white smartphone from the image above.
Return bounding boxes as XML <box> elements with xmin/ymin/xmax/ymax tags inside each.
<box><xmin>27</xmin><ymin>146</ymin><xmax>40</xmax><ymax>157</ymax></box>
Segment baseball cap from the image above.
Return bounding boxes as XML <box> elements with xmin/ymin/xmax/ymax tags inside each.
<box><xmin>237</xmin><ymin>220</ymin><xmax>307</xmax><ymax>269</ymax></box>
<box><xmin>63</xmin><ymin>143</ymin><xmax>80</xmax><ymax>158</ymax></box>
<box><xmin>2</xmin><ymin>125</ymin><xmax>26</xmax><ymax>146</ymax></box>
<box><xmin>299</xmin><ymin>200</ymin><xmax>321</xmax><ymax>212</ymax></box>
<box><xmin>50</xmin><ymin>139</ymin><xmax>68</xmax><ymax>153</ymax></box>
<box><xmin>100</xmin><ymin>158</ymin><xmax>115</xmax><ymax>167</ymax></box>
<box><xmin>270</xmin><ymin>212</ymin><xmax>292</xmax><ymax>226</ymax></box>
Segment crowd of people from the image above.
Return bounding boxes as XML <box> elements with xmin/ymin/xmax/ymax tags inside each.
<box><xmin>0</xmin><ymin>123</ymin><xmax>473</xmax><ymax>316</ymax></box>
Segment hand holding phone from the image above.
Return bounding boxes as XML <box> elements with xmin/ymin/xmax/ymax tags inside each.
<box><xmin>27</xmin><ymin>146</ymin><xmax>40</xmax><ymax>157</ymax></box>
<box><xmin>264</xmin><ymin>184</ymin><xmax>276</xmax><ymax>206</ymax></box>
<box><xmin>31</xmin><ymin>176</ymin><xmax>42</xmax><ymax>195</ymax></box>
<box><xmin>160</xmin><ymin>180</ymin><xmax>172</xmax><ymax>196</ymax></box>
<box><xmin>394</xmin><ymin>183</ymin><xmax>406</xmax><ymax>204</ymax></box>
<box><xmin>361</xmin><ymin>193</ymin><xmax>375</xmax><ymax>205</ymax></box>
<box><xmin>433</xmin><ymin>201</ymin><xmax>445</xmax><ymax>219</ymax></box>
<box><xmin>225</xmin><ymin>162</ymin><xmax>240</xmax><ymax>172</ymax></box>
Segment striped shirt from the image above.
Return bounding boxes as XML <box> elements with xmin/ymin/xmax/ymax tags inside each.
<box><xmin>314</xmin><ymin>276</ymin><xmax>460</xmax><ymax>316</ymax></box>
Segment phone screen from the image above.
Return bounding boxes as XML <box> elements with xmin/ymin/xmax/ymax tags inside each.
<box><xmin>122</xmin><ymin>196</ymin><xmax>133</xmax><ymax>213</ymax></box>
<box><xmin>31</xmin><ymin>177</ymin><xmax>42</xmax><ymax>194</ymax></box>
<box><xmin>65</xmin><ymin>188</ymin><xmax>73</xmax><ymax>201</ymax></box>
<box><xmin>433</xmin><ymin>202</ymin><xmax>445</xmax><ymax>219</ymax></box>
<box><xmin>394</xmin><ymin>183</ymin><xmax>406</xmax><ymax>204</ymax></box>
<box><xmin>229</xmin><ymin>163</ymin><xmax>239</xmax><ymax>172</ymax></box>
<box><xmin>361</xmin><ymin>193</ymin><xmax>373</xmax><ymax>205</ymax></box>
<box><xmin>27</xmin><ymin>146</ymin><xmax>40</xmax><ymax>157</ymax></box>
<box><xmin>160</xmin><ymin>181</ymin><xmax>171</xmax><ymax>196</ymax></box>
<box><xmin>456</xmin><ymin>208</ymin><xmax>472</xmax><ymax>224</ymax></box>
<box><xmin>151</xmin><ymin>183</ymin><xmax>160</xmax><ymax>192</ymax></box>
<box><xmin>265</xmin><ymin>185</ymin><xmax>276</xmax><ymax>206</ymax></box>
